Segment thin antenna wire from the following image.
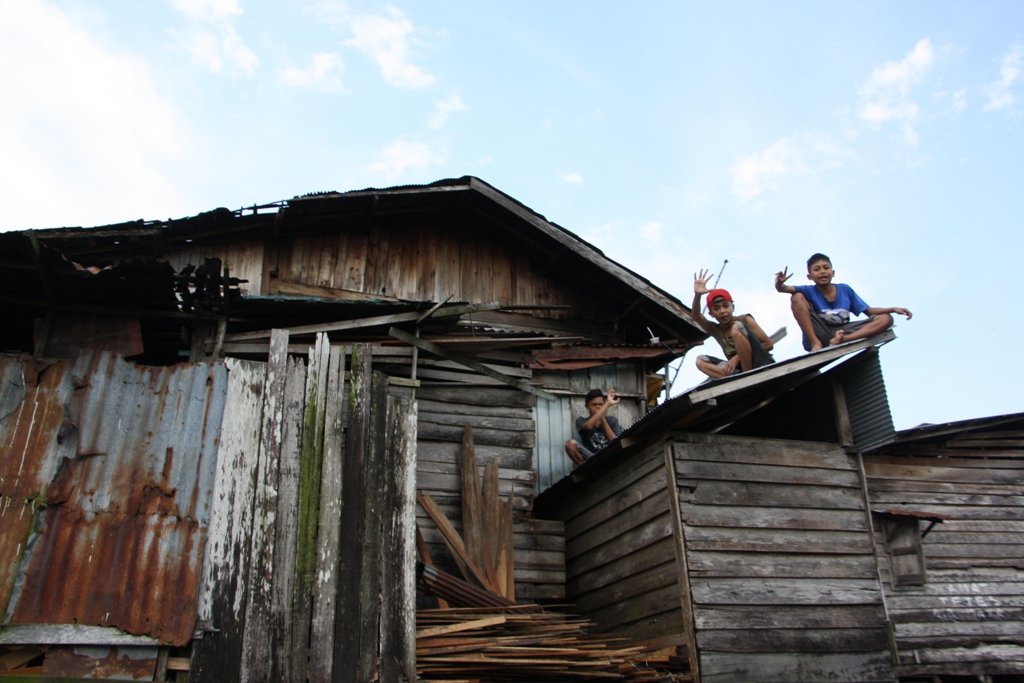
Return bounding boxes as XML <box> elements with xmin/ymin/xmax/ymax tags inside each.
<box><xmin>703</xmin><ymin>258</ymin><xmax>729</xmax><ymax>314</ymax></box>
<box><xmin>711</xmin><ymin>259</ymin><xmax>728</xmax><ymax>289</ymax></box>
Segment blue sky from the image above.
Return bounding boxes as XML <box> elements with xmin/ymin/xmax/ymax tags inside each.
<box><xmin>1</xmin><ymin>0</ymin><xmax>1022</xmax><ymax>429</ymax></box>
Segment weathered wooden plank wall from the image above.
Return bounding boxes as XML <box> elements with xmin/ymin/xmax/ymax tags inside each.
<box><xmin>864</xmin><ymin>445</ymin><xmax>1024</xmax><ymax>678</ymax></box>
<box><xmin>414</xmin><ymin>385</ymin><xmax>566</xmax><ymax>601</ymax></box>
<box><xmin>192</xmin><ymin>338</ymin><xmax>417</xmax><ymax>683</ymax></box>
<box><xmin>557</xmin><ymin>445</ymin><xmax>684</xmax><ymax>640</ymax></box>
<box><xmin>164</xmin><ymin>238</ymin><xmax>266</xmax><ymax>296</ymax></box>
<box><xmin>166</xmin><ymin>222</ymin><xmax>610</xmax><ymax>319</ymax></box>
<box><xmin>673</xmin><ymin>433</ymin><xmax>893</xmax><ymax>683</ymax></box>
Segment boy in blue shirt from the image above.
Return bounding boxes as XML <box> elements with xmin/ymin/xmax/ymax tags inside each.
<box><xmin>775</xmin><ymin>253</ymin><xmax>912</xmax><ymax>352</ymax></box>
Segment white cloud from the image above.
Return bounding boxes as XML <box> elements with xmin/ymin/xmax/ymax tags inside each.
<box><xmin>171</xmin><ymin>0</ymin><xmax>257</xmax><ymax>74</ymax></box>
<box><xmin>983</xmin><ymin>43</ymin><xmax>1023</xmax><ymax>112</ymax></box>
<box><xmin>347</xmin><ymin>5</ymin><xmax>436</xmax><ymax>89</ymax></box>
<box><xmin>952</xmin><ymin>88</ymin><xmax>968</xmax><ymax>113</ymax></box>
<box><xmin>640</xmin><ymin>222</ymin><xmax>661</xmax><ymax>243</ymax></box>
<box><xmin>858</xmin><ymin>38</ymin><xmax>935</xmax><ymax>144</ymax></box>
<box><xmin>731</xmin><ymin>134</ymin><xmax>848</xmax><ymax>203</ymax></box>
<box><xmin>277</xmin><ymin>52</ymin><xmax>345</xmax><ymax>92</ymax></box>
<box><xmin>429</xmin><ymin>93</ymin><xmax>465</xmax><ymax>129</ymax></box>
<box><xmin>560</xmin><ymin>172</ymin><xmax>583</xmax><ymax>185</ymax></box>
<box><xmin>367</xmin><ymin>139</ymin><xmax>445</xmax><ymax>180</ymax></box>
<box><xmin>0</xmin><ymin>0</ymin><xmax>189</xmax><ymax>230</ymax></box>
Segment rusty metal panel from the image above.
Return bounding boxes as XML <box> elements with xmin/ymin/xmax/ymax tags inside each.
<box><xmin>0</xmin><ymin>351</ymin><xmax>228</xmax><ymax>646</ymax></box>
<box><xmin>41</xmin><ymin>644</ymin><xmax>158</xmax><ymax>680</ymax></box>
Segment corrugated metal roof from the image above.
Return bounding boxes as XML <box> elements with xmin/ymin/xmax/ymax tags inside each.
<box><xmin>864</xmin><ymin>411</ymin><xmax>1024</xmax><ymax>451</ymax></box>
<box><xmin>0</xmin><ymin>351</ymin><xmax>227</xmax><ymax>645</ymax></box>
<box><xmin>835</xmin><ymin>349</ymin><xmax>894</xmax><ymax>451</ymax></box>
<box><xmin>534</xmin><ymin>332</ymin><xmax>895</xmax><ymax>512</ymax></box>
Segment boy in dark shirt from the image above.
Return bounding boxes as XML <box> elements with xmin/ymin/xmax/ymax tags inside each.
<box><xmin>775</xmin><ymin>253</ymin><xmax>912</xmax><ymax>352</ymax></box>
<box><xmin>564</xmin><ymin>388</ymin><xmax>623</xmax><ymax>466</ymax></box>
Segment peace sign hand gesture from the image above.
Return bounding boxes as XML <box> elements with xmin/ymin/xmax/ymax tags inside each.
<box><xmin>694</xmin><ymin>268</ymin><xmax>714</xmax><ymax>295</ymax></box>
<box><xmin>774</xmin><ymin>267</ymin><xmax>793</xmax><ymax>292</ymax></box>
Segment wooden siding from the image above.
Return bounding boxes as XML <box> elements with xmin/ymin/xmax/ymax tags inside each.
<box><xmin>673</xmin><ymin>433</ymin><xmax>892</xmax><ymax>683</ymax></box>
<box><xmin>865</xmin><ymin>452</ymin><xmax>1024</xmax><ymax>678</ymax></box>
<box><xmin>161</xmin><ymin>222</ymin><xmax>619</xmax><ymax>318</ymax></box>
<box><xmin>414</xmin><ymin>385</ymin><xmax>566</xmax><ymax>601</ymax></box>
<box><xmin>164</xmin><ymin>238</ymin><xmax>266</xmax><ymax>296</ymax></box>
<box><xmin>559</xmin><ymin>446</ymin><xmax>685</xmax><ymax>640</ymax></box>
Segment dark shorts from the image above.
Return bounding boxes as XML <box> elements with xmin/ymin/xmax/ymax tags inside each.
<box><xmin>697</xmin><ymin>322</ymin><xmax>775</xmax><ymax>374</ymax></box>
<box><xmin>803</xmin><ymin>316</ymin><xmax>874</xmax><ymax>351</ymax></box>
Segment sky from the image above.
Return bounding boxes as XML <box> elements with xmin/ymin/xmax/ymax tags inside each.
<box><xmin>1</xmin><ymin>0</ymin><xmax>1022</xmax><ymax>429</ymax></box>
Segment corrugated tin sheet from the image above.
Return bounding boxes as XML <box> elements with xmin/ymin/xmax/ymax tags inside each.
<box><xmin>836</xmin><ymin>350</ymin><xmax>895</xmax><ymax>451</ymax></box>
<box><xmin>533</xmin><ymin>397</ymin><xmax>574</xmax><ymax>494</ymax></box>
<box><xmin>0</xmin><ymin>351</ymin><xmax>227</xmax><ymax>645</ymax></box>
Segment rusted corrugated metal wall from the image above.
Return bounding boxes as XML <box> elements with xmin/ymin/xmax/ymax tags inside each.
<box><xmin>0</xmin><ymin>351</ymin><xmax>228</xmax><ymax>646</ymax></box>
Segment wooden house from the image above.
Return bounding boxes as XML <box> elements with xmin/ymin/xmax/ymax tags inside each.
<box><xmin>0</xmin><ymin>177</ymin><xmax>705</xmax><ymax>680</ymax></box>
<box><xmin>536</xmin><ymin>336</ymin><xmax>1024</xmax><ymax>682</ymax></box>
<box><xmin>2</xmin><ymin>176</ymin><xmax>1021</xmax><ymax>682</ymax></box>
<box><xmin>863</xmin><ymin>413</ymin><xmax>1024</xmax><ymax>680</ymax></box>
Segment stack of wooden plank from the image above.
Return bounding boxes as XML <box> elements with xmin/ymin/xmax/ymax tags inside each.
<box><xmin>416</xmin><ymin>606</ymin><xmax>691</xmax><ymax>682</ymax></box>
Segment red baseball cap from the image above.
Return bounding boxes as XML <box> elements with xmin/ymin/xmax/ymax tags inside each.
<box><xmin>706</xmin><ymin>289</ymin><xmax>733</xmax><ymax>307</ymax></box>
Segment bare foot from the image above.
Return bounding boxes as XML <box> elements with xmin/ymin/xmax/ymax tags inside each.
<box><xmin>829</xmin><ymin>330</ymin><xmax>845</xmax><ymax>346</ymax></box>
<box><xmin>809</xmin><ymin>341</ymin><xmax>824</xmax><ymax>352</ymax></box>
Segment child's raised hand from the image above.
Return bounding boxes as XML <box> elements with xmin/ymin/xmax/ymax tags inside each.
<box><xmin>774</xmin><ymin>267</ymin><xmax>792</xmax><ymax>290</ymax></box>
<box><xmin>607</xmin><ymin>388</ymin><xmax>620</xmax><ymax>405</ymax></box>
<box><xmin>694</xmin><ymin>269</ymin><xmax>713</xmax><ymax>295</ymax></box>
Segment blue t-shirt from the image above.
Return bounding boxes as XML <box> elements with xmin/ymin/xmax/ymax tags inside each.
<box><xmin>794</xmin><ymin>283</ymin><xmax>869</xmax><ymax>325</ymax></box>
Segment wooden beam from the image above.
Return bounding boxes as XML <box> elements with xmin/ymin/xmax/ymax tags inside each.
<box><xmin>226</xmin><ymin>301</ymin><xmax>502</xmax><ymax>342</ymax></box>
<box><xmin>388</xmin><ymin>327</ymin><xmax>555</xmax><ymax>401</ymax></box>
<box><xmin>687</xmin><ymin>330</ymin><xmax>895</xmax><ymax>404</ymax></box>
<box><xmin>663</xmin><ymin>443</ymin><xmax>701</xmax><ymax>683</ymax></box>
<box><xmin>831</xmin><ymin>376</ymin><xmax>855</xmax><ymax>448</ymax></box>
<box><xmin>0</xmin><ymin>624</ymin><xmax>157</xmax><ymax>646</ymax></box>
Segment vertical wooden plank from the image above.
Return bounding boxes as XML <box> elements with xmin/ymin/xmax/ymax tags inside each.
<box><xmin>461</xmin><ymin>426</ymin><xmax>487</xmax><ymax>576</ymax></box>
<box><xmin>328</xmin><ymin>231</ymin><xmax>349</xmax><ymax>290</ymax></box>
<box><xmin>832</xmin><ymin>378</ymin><xmax>855</xmax><ymax>448</ymax></box>
<box><xmin>379</xmin><ymin>388</ymin><xmax>417</xmax><ymax>682</ymax></box>
<box><xmin>240</xmin><ymin>329</ymin><xmax>289</xmax><ymax>683</ymax></box>
<box><xmin>333</xmin><ymin>344</ymin><xmax>372</xmax><ymax>683</ymax></box>
<box><xmin>417</xmin><ymin>224</ymin><xmax>437</xmax><ymax>302</ymax></box>
<box><xmin>269</xmin><ymin>355</ymin><xmax>307</xmax><ymax>681</ymax></box>
<box><xmin>309</xmin><ymin>345</ymin><xmax>347</xmax><ymax>683</ymax></box>
<box><xmin>290</xmin><ymin>334</ymin><xmax>331</xmax><ymax>680</ymax></box>
<box><xmin>356</xmin><ymin>371</ymin><xmax>390</xmax><ymax>682</ymax></box>
<box><xmin>460</xmin><ymin>223</ymin><xmax>478</xmax><ymax>302</ymax></box>
<box><xmin>318</xmin><ymin>234</ymin><xmax>339</xmax><ymax>288</ymax></box>
<box><xmin>191</xmin><ymin>359</ymin><xmax>267</xmax><ymax>683</ymax></box>
<box><xmin>482</xmin><ymin>461</ymin><xmax>502</xmax><ymax>591</ymax></box>
<box><xmin>664</xmin><ymin>442</ymin><xmax>701</xmax><ymax>683</ymax></box>
<box><xmin>344</xmin><ymin>229</ymin><xmax>368</xmax><ymax>292</ymax></box>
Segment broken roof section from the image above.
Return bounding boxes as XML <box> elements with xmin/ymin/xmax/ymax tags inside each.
<box><xmin>536</xmin><ymin>331</ymin><xmax>896</xmax><ymax>511</ymax></box>
<box><xmin>23</xmin><ymin>176</ymin><xmax>705</xmax><ymax>348</ymax></box>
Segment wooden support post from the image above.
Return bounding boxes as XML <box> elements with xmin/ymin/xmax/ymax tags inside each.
<box><xmin>356</xmin><ymin>371</ymin><xmax>390</xmax><ymax>682</ymax></box>
<box><xmin>333</xmin><ymin>344</ymin><xmax>372</xmax><ymax>682</ymax></box>
<box><xmin>191</xmin><ymin>359</ymin><xmax>267</xmax><ymax>683</ymax></box>
<box><xmin>240</xmin><ymin>328</ymin><xmax>290</xmax><ymax>682</ymax></box>
<box><xmin>663</xmin><ymin>442</ymin><xmax>701</xmax><ymax>683</ymax></box>
<box><xmin>380</xmin><ymin>382</ymin><xmax>418</xmax><ymax>681</ymax></box>
<box><xmin>290</xmin><ymin>334</ymin><xmax>331</xmax><ymax>679</ymax></box>
<box><xmin>309</xmin><ymin>345</ymin><xmax>347</xmax><ymax>683</ymax></box>
<box><xmin>831</xmin><ymin>376</ymin><xmax>855</xmax><ymax>448</ymax></box>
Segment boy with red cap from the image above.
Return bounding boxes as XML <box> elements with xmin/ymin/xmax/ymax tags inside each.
<box><xmin>692</xmin><ymin>268</ymin><xmax>775</xmax><ymax>379</ymax></box>
<box><xmin>774</xmin><ymin>253</ymin><xmax>912</xmax><ymax>352</ymax></box>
